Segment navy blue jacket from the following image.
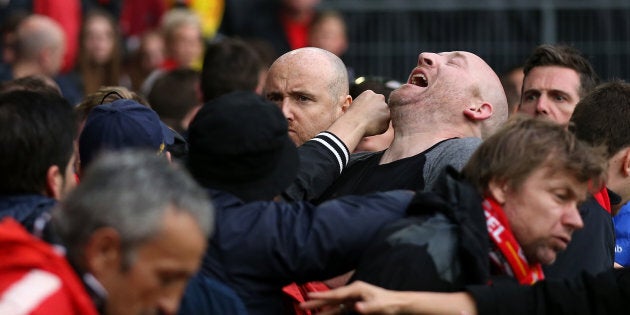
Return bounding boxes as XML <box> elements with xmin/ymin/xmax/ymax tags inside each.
<box><xmin>178</xmin><ymin>273</ymin><xmax>248</xmax><ymax>315</ymax></box>
<box><xmin>0</xmin><ymin>194</ymin><xmax>56</xmax><ymax>233</ymax></box>
<box><xmin>202</xmin><ymin>189</ymin><xmax>414</xmax><ymax>315</ymax></box>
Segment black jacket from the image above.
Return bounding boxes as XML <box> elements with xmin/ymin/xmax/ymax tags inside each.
<box><xmin>351</xmin><ymin>167</ymin><xmax>493</xmax><ymax>291</ymax></box>
<box><xmin>203</xmin><ymin>188</ymin><xmax>414</xmax><ymax>315</ymax></box>
<box><xmin>282</xmin><ymin>132</ymin><xmax>350</xmax><ymax>202</ymax></box>
<box><xmin>469</xmin><ymin>267</ymin><xmax>630</xmax><ymax>315</ymax></box>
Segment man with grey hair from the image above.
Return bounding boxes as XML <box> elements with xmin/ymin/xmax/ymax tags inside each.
<box><xmin>0</xmin><ymin>151</ymin><xmax>213</xmax><ymax>315</ymax></box>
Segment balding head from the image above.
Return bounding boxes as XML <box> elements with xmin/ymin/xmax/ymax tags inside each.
<box><xmin>391</xmin><ymin>51</ymin><xmax>507</xmax><ymax>139</ymax></box>
<box><xmin>264</xmin><ymin>47</ymin><xmax>351</xmax><ymax>145</ymax></box>
<box><xmin>15</xmin><ymin>15</ymin><xmax>65</xmax><ymax>76</ymax></box>
<box><xmin>271</xmin><ymin>47</ymin><xmax>349</xmax><ymax>99</ymax></box>
<box><xmin>474</xmin><ymin>59</ymin><xmax>508</xmax><ymax>138</ymax></box>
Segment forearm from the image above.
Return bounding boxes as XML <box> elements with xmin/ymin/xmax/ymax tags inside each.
<box><xmin>389</xmin><ymin>292</ymin><xmax>477</xmax><ymax>315</ymax></box>
<box><xmin>326</xmin><ymin>115</ymin><xmax>371</xmax><ymax>152</ymax></box>
<box><xmin>282</xmin><ymin>132</ymin><xmax>349</xmax><ymax>201</ymax></box>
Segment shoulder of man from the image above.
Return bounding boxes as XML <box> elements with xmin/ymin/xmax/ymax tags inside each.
<box><xmin>0</xmin><ymin>219</ymin><xmax>97</xmax><ymax>315</ymax></box>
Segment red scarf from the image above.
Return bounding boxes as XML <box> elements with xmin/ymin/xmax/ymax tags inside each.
<box><xmin>483</xmin><ymin>197</ymin><xmax>544</xmax><ymax>285</ymax></box>
<box><xmin>592</xmin><ymin>186</ymin><xmax>611</xmax><ymax>214</ymax></box>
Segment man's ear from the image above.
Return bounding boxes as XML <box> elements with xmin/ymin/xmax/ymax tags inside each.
<box><xmin>463</xmin><ymin>101</ymin><xmax>493</xmax><ymax>121</ymax></box>
<box><xmin>619</xmin><ymin>147</ymin><xmax>630</xmax><ymax>177</ymax></box>
<box><xmin>341</xmin><ymin>94</ymin><xmax>352</xmax><ymax>113</ymax></box>
<box><xmin>45</xmin><ymin>165</ymin><xmax>62</xmax><ymax>200</ymax></box>
<box><xmin>487</xmin><ymin>178</ymin><xmax>509</xmax><ymax>204</ymax></box>
<box><xmin>83</xmin><ymin>227</ymin><xmax>123</xmax><ymax>277</ymax></box>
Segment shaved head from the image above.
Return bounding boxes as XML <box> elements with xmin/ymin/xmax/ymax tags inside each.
<box><xmin>264</xmin><ymin>47</ymin><xmax>351</xmax><ymax>145</ymax></box>
<box><xmin>16</xmin><ymin>15</ymin><xmax>65</xmax><ymax>60</ymax></box>
<box><xmin>271</xmin><ymin>47</ymin><xmax>349</xmax><ymax>100</ymax></box>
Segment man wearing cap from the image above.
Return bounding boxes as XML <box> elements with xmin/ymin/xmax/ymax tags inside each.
<box><xmin>78</xmin><ymin>98</ymin><xmax>175</xmax><ymax>173</ymax></box>
<box><xmin>186</xmin><ymin>91</ymin><xmax>415</xmax><ymax>315</ymax></box>
<box><xmin>0</xmin><ymin>90</ymin><xmax>77</xmax><ymax>232</ymax></box>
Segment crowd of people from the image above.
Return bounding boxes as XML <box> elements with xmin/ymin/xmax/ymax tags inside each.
<box><xmin>0</xmin><ymin>1</ymin><xmax>629</xmax><ymax>315</ymax></box>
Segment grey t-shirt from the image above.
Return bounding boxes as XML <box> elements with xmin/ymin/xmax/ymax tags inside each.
<box><xmin>315</xmin><ymin>137</ymin><xmax>482</xmax><ymax>202</ymax></box>
<box><xmin>422</xmin><ymin>137</ymin><xmax>482</xmax><ymax>190</ymax></box>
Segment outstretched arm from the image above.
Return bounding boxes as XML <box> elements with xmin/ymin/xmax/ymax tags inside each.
<box><xmin>301</xmin><ymin>281</ymin><xmax>477</xmax><ymax>315</ymax></box>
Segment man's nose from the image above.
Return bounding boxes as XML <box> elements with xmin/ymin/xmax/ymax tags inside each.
<box><xmin>564</xmin><ymin>202</ymin><xmax>584</xmax><ymax>231</ymax></box>
<box><xmin>280</xmin><ymin>99</ymin><xmax>294</xmax><ymax>120</ymax></box>
<box><xmin>417</xmin><ymin>52</ymin><xmax>438</xmax><ymax>67</ymax></box>
<box><xmin>535</xmin><ymin>96</ymin><xmax>550</xmax><ymax>115</ymax></box>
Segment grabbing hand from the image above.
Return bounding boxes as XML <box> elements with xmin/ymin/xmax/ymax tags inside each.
<box><xmin>300</xmin><ymin>281</ymin><xmax>405</xmax><ymax>315</ymax></box>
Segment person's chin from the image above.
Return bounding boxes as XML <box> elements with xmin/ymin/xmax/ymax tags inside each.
<box><xmin>535</xmin><ymin>249</ymin><xmax>557</xmax><ymax>266</ymax></box>
<box><xmin>287</xmin><ymin>131</ymin><xmax>301</xmax><ymax>146</ymax></box>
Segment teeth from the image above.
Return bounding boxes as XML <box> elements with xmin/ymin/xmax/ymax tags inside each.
<box><xmin>412</xmin><ymin>73</ymin><xmax>428</xmax><ymax>87</ymax></box>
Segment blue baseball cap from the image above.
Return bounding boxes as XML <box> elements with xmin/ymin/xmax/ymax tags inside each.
<box><xmin>79</xmin><ymin>99</ymin><xmax>175</xmax><ymax>169</ymax></box>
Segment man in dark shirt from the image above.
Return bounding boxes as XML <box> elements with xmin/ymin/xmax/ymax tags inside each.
<box><xmin>316</xmin><ymin>51</ymin><xmax>508</xmax><ymax>202</ymax></box>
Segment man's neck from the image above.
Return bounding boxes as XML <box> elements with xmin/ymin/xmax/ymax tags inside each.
<box><xmin>381</xmin><ymin>121</ymin><xmax>476</xmax><ymax>164</ymax></box>
<box><xmin>381</xmin><ymin>132</ymin><xmax>448</xmax><ymax>164</ymax></box>
<box><xmin>12</xmin><ymin>62</ymin><xmax>44</xmax><ymax>79</ymax></box>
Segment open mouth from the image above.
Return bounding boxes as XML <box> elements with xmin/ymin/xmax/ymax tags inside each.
<box><xmin>410</xmin><ymin>73</ymin><xmax>428</xmax><ymax>87</ymax></box>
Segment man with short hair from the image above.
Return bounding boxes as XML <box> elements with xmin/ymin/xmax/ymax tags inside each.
<box><xmin>568</xmin><ymin>81</ymin><xmax>630</xmax><ymax>271</ymax></box>
<box><xmin>331</xmin><ymin>117</ymin><xmax>607</xmax><ymax>293</ymax></box>
<box><xmin>0</xmin><ymin>90</ymin><xmax>76</xmax><ymax>232</ymax></box>
<box><xmin>518</xmin><ymin>44</ymin><xmax>599</xmax><ymax>124</ymax></box>
<box><xmin>517</xmin><ymin>44</ymin><xmax>613</xmax><ymax>279</ymax></box>
<box><xmin>0</xmin><ymin>151</ymin><xmax>213</xmax><ymax>315</ymax></box>
<box><xmin>316</xmin><ymin>51</ymin><xmax>508</xmax><ymax>202</ymax></box>
<box><xmin>200</xmin><ymin>38</ymin><xmax>266</xmax><ymax>102</ymax></box>
<box><xmin>149</xmin><ymin>68</ymin><xmax>201</xmax><ymax>134</ymax></box>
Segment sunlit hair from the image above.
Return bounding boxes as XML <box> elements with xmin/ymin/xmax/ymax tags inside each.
<box><xmin>463</xmin><ymin>115</ymin><xmax>607</xmax><ymax>195</ymax></box>
<box><xmin>75</xmin><ymin>86</ymin><xmax>149</xmax><ymax>124</ymax></box>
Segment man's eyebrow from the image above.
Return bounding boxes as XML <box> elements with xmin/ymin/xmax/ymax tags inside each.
<box><xmin>288</xmin><ymin>89</ymin><xmax>316</xmax><ymax>98</ymax></box>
